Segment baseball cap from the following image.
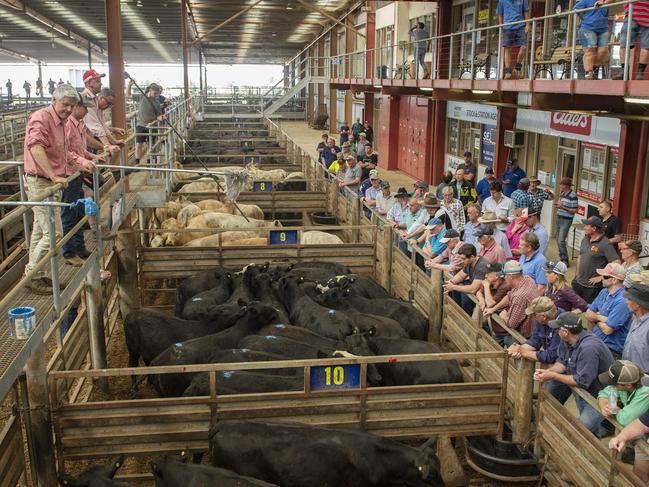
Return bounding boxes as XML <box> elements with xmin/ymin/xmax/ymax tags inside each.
<box><xmin>506</xmin><ymin>160</ymin><xmax>513</xmax><ymax>165</ymax></box>
<box><xmin>380</xmin><ymin>180</ymin><xmax>390</xmax><ymax>189</ymax></box>
<box><xmin>485</xmin><ymin>262</ymin><xmax>503</xmax><ymax>275</ymax></box>
<box><xmin>519</xmin><ymin>177</ymin><xmax>531</xmax><ymax>185</ymax></box>
<box><xmin>543</xmin><ymin>260</ymin><xmax>568</xmax><ymax>276</ymax></box>
<box><xmin>596</xmin><ymin>263</ymin><xmax>626</xmax><ymax>281</ymax></box>
<box><xmin>425</xmin><ymin>218</ymin><xmax>443</xmax><ymax>229</ymax></box>
<box><xmin>359</xmin><ymin>132</ymin><xmax>367</xmax><ymax>137</ymax></box>
<box><xmin>501</xmin><ymin>260</ymin><xmax>522</xmax><ymax>275</ymax></box>
<box><xmin>83</xmin><ymin>69</ymin><xmax>105</xmax><ymax>83</ymax></box>
<box><xmin>369</xmin><ymin>169</ymin><xmax>380</xmax><ymax>180</ymax></box>
<box><xmin>414</xmin><ymin>180</ymin><xmax>429</xmax><ymax>189</ymax></box>
<box><xmin>474</xmin><ymin>224</ymin><xmax>494</xmax><ymax>237</ymax></box>
<box><xmin>598</xmin><ymin>360</ymin><xmax>644</xmax><ymax>386</ymax></box>
<box><xmin>548</xmin><ymin>311</ymin><xmax>583</xmax><ymax>332</ymax></box>
<box><xmin>619</xmin><ymin>240</ymin><xmax>643</xmax><ymax>254</ymax></box>
<box><xmin>440</xmin><ymin>229</ymin><xmax>460</xmax><ymax>243</ymax></box>
<box><xmin>582</xmin><ymin>216</ymin><xmax>604</xmax><ymax>229</ymax></box>
<box><xmin>525</xmin><ymin>296</ymin><xmax>556</xmax><ymax>316</ymax></box>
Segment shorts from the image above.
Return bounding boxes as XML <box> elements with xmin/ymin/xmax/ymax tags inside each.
<box><xmin>635</xmin><ymin>435</ymin><xmax>649</xmax><ymax>461</ymax></box>
<box><xmin>135</xmin><ymin>125</ymin><xmax>150</xmax><ymax>143</ymax></box>
<box><xmin>502</xmin><ymin>27</ymin><xmax>526</xmax><ymax>48</ymax></box>
<box><xmin>578</xmin><ymin>28</ymin><xmax>609</xmax><ymax>49</ymax></box>
<box><xmin>619</xmin><ymin>18</ymin><xmax>649</xmax><ymax>50</ymax></box>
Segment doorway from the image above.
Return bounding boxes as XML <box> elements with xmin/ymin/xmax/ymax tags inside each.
<box><xmin>559</xmin><ymin>149</ymin><xmax>576</xmax><ymax>182</ymax></box>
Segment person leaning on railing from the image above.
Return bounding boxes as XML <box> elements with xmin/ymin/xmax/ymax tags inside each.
<box><xmin>135</xmin><ymin>83</ymin><xmax>164</xmax><ymax>164</ymax></box>
<box><xmin>443</xmin><ymin>243</ymin><xmax>490</xmax><ymax>316</ymax></box>
<box><xmin>508</xmin><ymin>296</ymin><xmax>563</xmax><ymax>363</ymax></box>
<box><xmin>543</xmin><ymin>260</ymin><xmax>588</xmax><ymax>312</ymax></box>
<box><xmin>477</xmin><ymin>262</ymin><xmax>513</xmax><ymax>346</ymax></box>
<box><xmin>575</xmin><ymin>0</ymin><xmax>611</xmax><ymax>80</ymax></box>
<box><xmin>610</xmin><ymin>397</ymin><xmax>649</xmax><ymax>481</ymax></box>
<box><xmin>385</xmin><ymin>187</ymin><xmax>410</xmax><ymax>229</ymax></box>
<box><xmin>23</xmin><ymin>84</ymin><xmax>80</xmax><ymax>295</ymax></box>
<box><xmin>425</xmin><ymin>229</ymin><xmax>463</xmax><ymax>274</ymax></box>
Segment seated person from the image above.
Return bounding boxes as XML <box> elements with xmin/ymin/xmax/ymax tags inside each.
<box><xmin>425</xmin><ymin>229</ymin><xmax>463</xmax><ymax>273</ymax></box>
<box><xmin>508</xmin><ymin>296</ymin><xmax>562</xmax><ymax>364</ymax></box>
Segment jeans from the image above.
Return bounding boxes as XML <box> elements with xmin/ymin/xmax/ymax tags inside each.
<box><xmin>493</xmin><ymin>334</ymin><xmax>515</xmax><ymax>348</ymax></box>
<box><xmin>414</xmin><ymin>47</ymin><xmax>426</xmax><ymax>78</ymax></box>
<box><xmin>546</xmin><ymin>380</ymin><xmax>572</xmax><ymax>404</ymax></box>
<box><xmin>555</xmin><ymin>217</ymin><xmax>573</xmax><ymax>262</ymax></box>
<box><xmin>25</xmin><ymin>176</ymin><xmax>62</xmax><ymax>279</ymax></box>
<box><xmin>452</xmin><ymin>291</ymin><xmax>476</xmax><ymax>317</ymax></box>
<box><xmin>574</xmin><ymin>392</ymin><xmax>607</xmax><ymax>438</ymax></box>
<box><xmin>61</xmin><ymin>177</ymin><xmax>86</xmax><ymax>258</ymax></box>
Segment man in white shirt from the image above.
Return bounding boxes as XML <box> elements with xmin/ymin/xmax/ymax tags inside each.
<box><xmin>375</xmin><ymin>180</ymin><xmax>395</xmax><ymax>216</ymax></box>
<box><xmin>81</xmin><ymin>69</ymin><xmax>122</xmax><ymax>160</ymax></box>
<box><xmin>481</xmin><ymin>180</ymin><xmax>514</xmax><ymax>230</ymax></box>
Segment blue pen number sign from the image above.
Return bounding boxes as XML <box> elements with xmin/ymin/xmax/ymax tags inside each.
<box><xmin>310</xmin><ymin>364</ymin><xmax>361</xmax><ymax>390</ymax></box>
<box><xmin>269</xmin><ymin>229</ymin><xmax>298</xmax><ymax>245</ymax></box>
<box><xmin>253</xmin><ymin>181</ymin><xmax>272</xmax><ymax>192</ymax></box>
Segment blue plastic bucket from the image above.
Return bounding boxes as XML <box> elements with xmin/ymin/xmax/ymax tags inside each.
<box><xmin>8</xmin><ymin>307</ymin><xmax>36</xmax><ymax>340</ymax></box>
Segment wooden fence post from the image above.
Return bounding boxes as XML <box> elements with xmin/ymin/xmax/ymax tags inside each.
<box><xmin>428</xmin><ymin>269</ymin><xmax>443</xmax><ymax>344</ymax></box>
<box><xmin>512</xmin><ymin>358</ymin><xmax>535</xmax><ymax>444</ymax></box>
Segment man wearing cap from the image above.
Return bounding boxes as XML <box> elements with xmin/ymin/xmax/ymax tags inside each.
<box><xmin>502</xmin><ymin>158</ymin><xmax>526</xmax><ymax>197</ymax></box>
<box><xmin>23</xmin><ymin>84</ymin><xmax>82</xmax><ymax>294</ymax></box>
<box><xmin>316</xmin><ymin>133</ymin><xmax>329</xmax><ymax>163</ymax></box>
<box><xmin>360</xmin><ymin>143</ymin><xmax>378</xmax><ymax>181</ymax></box>
<box><xmin>339</xmin><ymin>156</ymin><xmax>362</xmax><ymax>194</ymax></box>
<box><xmin>484</xmin><ymin>260</ymin><xmax>539</xmax><ymax>341</ymax></box>
<box><xmin>457</xmin><ymin>151</ymin><xmax>477</xmax><ymax>183</ymax></box>
<box><xmin>573</xmin><ymin>215</ymin><xmax>620</xmax><ymax>303</ymax></box>
<box><xmin>535</xmin><ymin>312</ymin><xmax>614</xmax><ymax>436</ymax></box>
<box><xmin>622</xmin><ymin>282</ymin><xmax>649</xmax><ymax>384</ymax></box>
<box><xmin>328</xmin><ymin>150</ymin><xmax>346</xmax><ymax>176</ymax></box>
<box><xmin>524</xmin><ymin>208</ymin><xmax>549</xmax><ymax>255</ymax></box>
<box><xmin>555</xmin><ymin>177</ymin><xmax>578</xmax><ymax>265</ymax></box>
<box><xmin>357</xmin><ymin>167</ymin><xmax>376</xmax><ymax>199</ymax></box>
<box><xmin>375</xmin><ymin>180</ymin><xmax>394</xmax><ymax>216</ymax></box>
<box><xmin>519</xmin><ymin>232</ymin><xmax>548</xmax><ymax>294</ymax></box>
<box><xmin>509</xmin><ymin>297</ymin><xmax>562</xmax><ymax>364</ymax></box>
<box><xmin>406</xmin><ymin>196</ymin><xmax>441</xmax><ymax>240</ymax></box>
<box><xmin>477</xmin><ymin>211</ymin><xmax>513</xmax><ymax>259</ymax></box>
<box><xmin>410</xmin><ymin>218</ymin><xmax>446</xmax><ymax>262</ymax></box>
<box><xmin>81</xmin><ymin>70</ymin><xmax>122</xmax><ymax>159</ymax></box>
<box><xmin>363</xmin><ymin>121</ymin><xmax>374</xmax><ymax>143</ymax></box>
<box><xmin>135</xmin><ymin>83</ymin><xmax>165</xmax><ymax>163</ymax></box>
<box><xmin>362</xmin><ymin>170</ymin><xmax>382</xmax><ymax>207</ymax></box>
<box><xmin>478</xmin><ymin>262</ymin><xmax>512</xmax><ymax>345</ymax></box>
<box><xmin>412</xmin><ymin>180</ymin><xmax>429</xmax><ymax>202</ymax></box>
<box><xmin>510</xmin><ymin>178</ymin><xmax>531</xmax><ymax>210</ymax></box>
<box><xmin>610</xmin><ymin>395</ymin><xmax>649</xmax><ymax>483</ymax></box>
<box><xmin>452</xmin><ymin>168</ymin><xmax>478</xmax><ymax>208</ymax></box>
<box><xmin>386</xmin><ymin>188</ymin><xmax>410</xmax><ymax>228</ymax></box>
<box><xmin>620</xmin><ymin>240</ymin><xmax>644</xmax><ymax>288</ymax></box>
<box><xmin>444</xmin><ymin>243</ymin><xmax>491</xmax><ymax>316</ymax></box>
<box><xmin>544</xmin><ymin>260</ymin><xmax>588</xmax><ymax>312</ymax></box>
<box><xmin>476</xmin><ymin>167</ymin><xmax>496</xmax><ymax>202</ymax></box>
<box><xmin>355</xmin><ymin>132</ymin><xmax>369</xmax><ymax>158</ymax></box>
<box><xmin>598</xmin><ymin>360</ymin><xmax>649</xmax><ymax>481</ymax></box>
<box><xmin>527</xmin><ymin>176</ymin><xmax>554</xmax><ymax>216</ymax></box>
<box><xmin>481</xmin><ymin>181</ymin><xmax>514</xmax><ymax>230</ymax></box>
<box><xmin>463</xmin><ymin>204</ymin><xmax>482</xmax><ymax>249</ymax></box>
<box><xmin>425</xmin><ymin>229</ymin><xmax>464</xmax><ymax>274</ymax></box>
<box><xmin>476</xmin><ymin>225</ymin><xmax>506</xmax><ymax>264</ymax></box>
<box><xmin>583</xmin><ymin>263</ymin><xmax>632</xmax><ymax>359</ymax></box>
<box><xmin>340</xmin><ymin>141</ymin><xmax>353</xmax><ymax>158</ymax></box>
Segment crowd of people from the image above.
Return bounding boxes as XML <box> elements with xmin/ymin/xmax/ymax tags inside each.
<box><xmin>4</xmin><ymin>77</ymin><xmax>66</xmax><ymax>104</ymax></box>
<box><xmin>314</xmin><ymin>133</ymin><xmax>649</xmax><ymax>478</ymax></box>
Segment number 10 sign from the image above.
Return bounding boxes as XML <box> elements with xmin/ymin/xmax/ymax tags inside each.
<box><xmin>309</xmin><ymin>364</ymin><xmax>361</xmax><ymax>390</ymax></box>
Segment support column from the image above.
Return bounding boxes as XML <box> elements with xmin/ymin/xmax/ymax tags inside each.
<box><xmin>37</xmin><ymin>61</ymin><xmax>43</xmax><ymax>98</ymax></box>
<box><xmin>365</xmin><ymin>1</ymin><xmax>376</xmax><ymax>80</ymax></box>
<box><xmin>199</xmin><ymin>50</ymin><xmax>204</xmax><ymax>95</ymax></box>
<box><xmin>181</xmin><ymin>0</ymin><xmax>190</xmax><ymax>104</ymax></box>
<box><xmin>344</xmin><ymin>18</ymin><xmax>354</xmax><ymax>124</ymax></box>
<box><xmin>430</xmin><ymin>99</ymin><xmax>447</xmax><ymax>184</ymax></box>
<box><xmin>25</xmin><ymin>342</ymin><xmax>57</xmax><ymax>486</ymax></box>
<box><xmin>493</xmin><ymin>107</ymin><xmax>516</xmax><ymax>179</ymax></box>
<box><xmin>329</xmin><ymin>32</ymin><xmax>338</xmax><ymax>134</ymax></box>
<box><xmin>615</xmin><ymin>120</ymin><xmax>648</xmax><ymax>232</ymax></box>
<box><xmin>436</xmin><ymin>0</ymin><xmax>451</xmax><ymax>79</ymax></box>
<box><xmin>105</xmin><ymin>0</ymin><xmax>126</xmax><ymax>130</ymax></box>
<box><xmin>378</xmin><ymin>94</ymin><xmax>399</xmax><ymax>171</ymax></box>
<box><xmin>317</xmin><ymin>40</ymin><xmax>325</xmax><ymax>119</ymax></box>
<box><xmin>284</xmin><ymin>64</ymin><xmax>290</xmax><ymax>90</ymax></box>
<box><xmin>117</xmin><ymin>213</ymin><xmax>141</xmax><ymax>319</ymax></box>
<box><xmin>87</xmin><ymin>41</ymin><xmax>92</xmax><ymax>68</ymax></box>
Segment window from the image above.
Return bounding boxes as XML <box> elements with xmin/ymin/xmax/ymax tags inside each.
<box><xmin>577</xmin><ymin>142</ymin><xmax>607</xmax><ymax>202</ymax></box>
<box><xmin>447</xmin><ymin>119</ymin><xmax>460</xmax><ymax>156</ymax></box>
<box><xmin>608</xmin><ymin>148</ymin><xmax>618</xmax><ymax>202</ymax></box>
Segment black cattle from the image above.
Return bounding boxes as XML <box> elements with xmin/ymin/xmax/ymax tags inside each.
<box><xmin>276</xmin><ymin>277</ymin><xmax>355</xmax><ymax>339</ymax></box>
<box><xmin>153</xmin><ymin>453</ymin><xmax>278</xmax><ymax>486</ymax></box>
<box><xmin>175</xmin><ymin>268</ymin><xmax>233</xmax><ymax>316</ymax></box>
<box><xmin>238</xmin><ymin>335</ymin><xmax>329</xmax><ymax>359</ymax></box>
<box><xmin>330</xmin><ymin>306</ymin><xmax>409</xmax><ymax>338</ymax></box>
<box><xmin>344</xmin><ymin>330</ymin><xmax>464</xmax><ymax>387</ymax></box>
<box><xmin>256</xmin><ymin>324</ymin><xmax>336</xmax><ymax>350</ymax></box>
<box><xmin>275</xmin><ymin>180</ymin><xmax>307</xmax><ymax>191</ymax></box>
<box><xmin>184</xmin><ymin>370</ymin><xmax>303</xmax><ymax>396</ymax></box>
<box><xmin>124</xmin><ymin>306</ymin><xmax>247</xmax><ymax>369</ymax></box>
<box><xmin>181</xmin><ymin>295</ymin><xmax>242</xmax><ymax>322</ymax></box>
<box><xmin>327</xmin><ymin>274</ymin><xmax>392</xmax><ymax>299</ymax></box>
<box><xmin>59</xmin><ymin>455</ymin><xmax>128</xmax><ymax>487</ymax></box>
<box><xmin>285</xmin><ymin>267</ymin><xmax>341</xmax><ymax>283</ymax></box>
<box><xmin>290</xmin><ymin>261</ymin><xmax>352</xmax><ymax>274</ymax></box>
<box><xmin>209</xmin><ymin>421</ymin><xmax>443</xmax><ymax>487</ymax></box>
<box><xmin>246</xmin><ymin>272</ymin><xmax>290</xmax><ymax>323</ymax></box>
<box><xmin>318</xmin><ymin>287</ymin><xmax>429</xmax><ymax>340</ymax></box>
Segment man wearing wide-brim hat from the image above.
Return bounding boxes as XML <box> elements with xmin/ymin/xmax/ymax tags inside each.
<box><xmin>386</xmin><ymin>187</ymin><xmax>410</xmax><ymax>229</ymax></box>
<box><xmin>401</xmin><ymin>195</ymin><xmax>440</xmax><ymax>250</ymax></box>
<box><xmin>478</xmin><ymin>211</ymin><xmax>513</xmax><ymax>259</ymax></box>
<box><xmin>622</xmin><ymin>282</ymin><xmax>649</xmax><ymax>387</ymax></box>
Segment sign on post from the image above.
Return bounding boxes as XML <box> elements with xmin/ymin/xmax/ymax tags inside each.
<box><xmin>310</xmin><ymin>364</ymin><xmax>361</xmax><ymax>391</ymax></box>
<box><xmin>253</xmin><ymin>181</ymin><xmax>273</xmax><ymax>192</ymax></box>
<box><xmin>246</xmin><ymin>155</ymin><xmax>261</xmax><ymax>165</ymax></box>
<box><xmin>269</xmin><ymin>229</ymin><xmax>298</xmax><ymax>245</ymax></box>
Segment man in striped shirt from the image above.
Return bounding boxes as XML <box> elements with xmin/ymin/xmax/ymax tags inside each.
<box><xmin>555</xmin><ymin>177</ymin><xmax>578</xmax><ymax>265</ymax></box>
<box><xmin>599</xmin><ymin>0</ymin><xmax>649</xmax><ymax>79</ymax></box>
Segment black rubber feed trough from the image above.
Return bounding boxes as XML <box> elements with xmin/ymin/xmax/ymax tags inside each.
<box><xmin>464</xmin><ymin>433</ymin><xmax>540</xmax><ymax>483</ymax></box>
<box><xmin>312</xmin><ymin>212</ymin><xmax>338</xmax><ymax>225</ymax></box>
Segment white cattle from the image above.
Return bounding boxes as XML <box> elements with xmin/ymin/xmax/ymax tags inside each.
<box><xmin>300</xmin><ymin>231</ymin><xmax>344</xmax><ymax>245</ymax></box>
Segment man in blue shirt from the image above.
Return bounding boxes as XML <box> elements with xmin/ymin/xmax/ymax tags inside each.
<box><xmin>575</xmin><ymin>0</ymin><xmax>610</xmax><ymax>79</ymax></box>
<box><xmin>496</xmin><ymin>0</ymin><xmax>530</xmax><ymax>79</ymax></box>
<box><xmin>583</xmin><ymin>263</ymin><xmax>632</xmax><ymax>359</ymax></box>
<box><xmin>508</xmin><ymin>296</ymin><xmax>563</xmax><ymax>364</ymax></box>
<box><xmin>322</xmin><ymin>138</ymin><xmax>340</xmax><ymax>168</ymax></box>
<box><xmin>476</xmin><ymin>167</ymin><xmax>496</xmax><ymax>202</ymax></box>
<box><xmin>518</xmin><ymin>232</ymin><xmax>548</xmax><ymax>294</ymax></box>
<box><xmin>535</xmin><ymin>312</ymin><xmax>614</xmax><ymax>437</ymax></box>
<box><xmin>524</xmin><ymin>208</ymin><xmax>549</xmax><ymax>254</ymax></box>
<box><xmin>502</xmin><ymin>159</ymin><xmax>526</xmax><ymax>196</ymax></box>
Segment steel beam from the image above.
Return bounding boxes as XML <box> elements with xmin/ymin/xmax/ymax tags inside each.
<box><xmin>191</xmin><ymin>0</ymin><xmax>265</xmax><ymax>46</ymax></box>
<box><xmin>181</xmin><ymin>0</ymin><xmax>190</xmax><ymax>103</ymax></box>
<box><xmin>0</xmin><ymin>45</ymin><xmax>43</xmax><ymax>64</ymax></box>
<box><xmin>295</xmin><ymin>0</ymin><xmax>365</xmax><ymax>38</ymax></box>
<box><xmin>106</xmin><ymin>0</ymin><xmax>126</xmax><ymax>130</ymax></box>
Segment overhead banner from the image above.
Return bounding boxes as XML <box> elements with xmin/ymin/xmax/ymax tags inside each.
<box><xmin>516</xmin><ymin>109</ymin><xmax>620</xmax><ymax>147</ymax></box>
<box><xmin>447</xmin><ymin>101</ymin><xmax>498</xmax><ymax>125</ymax></box>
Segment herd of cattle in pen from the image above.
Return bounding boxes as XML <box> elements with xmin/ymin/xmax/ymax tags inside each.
<box><xmin>62</xmin><ymin>261</ymin><xmax>460</xmax><ymax>485</ymax></box>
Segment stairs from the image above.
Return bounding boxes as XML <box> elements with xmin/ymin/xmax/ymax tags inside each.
<box><xmin>263</xmin><ymin>75</ymin><xmax>310</xmax><ymax>117</ymax></box>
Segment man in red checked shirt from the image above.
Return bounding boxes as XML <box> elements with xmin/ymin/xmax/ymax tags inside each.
<box><xmin>23</xmin><ymin>84</ymin><xmax>94</xmax><ymax>294</ymax></box>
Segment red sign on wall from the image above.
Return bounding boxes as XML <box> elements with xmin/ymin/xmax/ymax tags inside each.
<box><xmin>550</xmin><ymin>112</ymin><xmax>593</xmax><ymax>136</ymax></box>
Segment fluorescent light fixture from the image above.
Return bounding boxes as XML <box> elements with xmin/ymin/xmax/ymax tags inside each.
<box><xmin>472</xmin><ymin>89</ymin><xmax>494</xmax><ymax>95</ymax></box>
<box><xmin>624</xmin><ymin>97</ymin><xmax>649</xmax><ymax>105</ymax></box>
<box><xmin>373</xmin><ymin>85</ymin><xmax>382</xmax><ymax>89</ymax></box>
<box><xmin>419</xmin><ymin>87</ymin><xmax>433</xmax><ymax>92</ymax></box>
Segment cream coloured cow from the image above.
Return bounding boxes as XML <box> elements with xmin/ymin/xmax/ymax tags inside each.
<box><xmin>300</xmin><ymin>231</ymin><xmax>344</xmax><ymax>245</ymax></box>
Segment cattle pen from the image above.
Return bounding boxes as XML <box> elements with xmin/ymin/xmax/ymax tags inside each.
<box><xmin>0</xmin><ymin>108</ymin><xmax>645</xmax><ymax>487</ymax></box>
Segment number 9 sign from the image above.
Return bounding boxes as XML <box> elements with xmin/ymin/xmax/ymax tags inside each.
<box><xmin>269</xmin><ymin>229</ymin><xmax>297</xmax><ymax>245</ymax></box>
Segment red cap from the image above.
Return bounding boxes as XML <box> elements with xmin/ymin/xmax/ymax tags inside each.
<box><xmin>83</xmin><ymin>69</ymin><xmax>105</xmax><ymax>83</ymax></box>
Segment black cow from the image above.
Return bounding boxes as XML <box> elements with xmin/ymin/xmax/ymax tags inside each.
<box><xmin>344</xmin><ymin>330</ymin><xmax>464</xmax><ymax>387</ymax></box>
<box><xmin>124</xmin><ymin>306</ymin><xmax>247</xmax><ymax>369</ymax></box>
<box><xmin>153</xmin><ymin>453</ymin><xmax>278</xmax><ymax>486</ymax></box>
<box><xmin>275</xmin><ymin>180</ymin><xmax>307</xmax><ymax>191</ymax></box>
<box><xmin>318</xmin><ymin>287</ymin><xmax>429</xmax><ymax>340</ymax></box>
<box><xmin>256</xmin><ymin>324</ymin><xmax>336</xmax><ymax>350</ymax></box>
<box><xmin>183</xmin><ymin>370</ymin><xmax>303</xmax><ymax>396</ymax></box>
<box><xmin>59</xmin><ymin>455</ymin><xmax>128</xmax><ymax>487</ymax></box>
<box><xmin>238</xmin><ymin>335</ymin><xmax>330</xmax><ymax>359</ymax></box>
<box><xmin>289</xmin><ymin>261</ymin><xmax>352</xmax><ymax>274</ymax></box>
<box><xmin>180</xmin><ymin>281</ymin><xmax>233</xmax><ymax>320</ymax></box>
<box><xmin>175</xmin><ymin>268</ymin><xmax>233</xmax><ymax>316</ymax></box>
<box><xmin>246</xmin><ymin>272</ymin><xmax>291</xmax><ymax>323</ymax></box>
<box><xmin>327</xmin><ymin>274</ymin><xmax>392</xmax><ymax>300</ymax></box>
<box><xmin>209</xmin><ymin>421</ymin><xmax>443</xmax><ymax>487</ymax></box>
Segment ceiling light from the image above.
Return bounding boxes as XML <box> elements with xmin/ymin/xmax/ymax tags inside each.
<box><xmin>472</xmin><ymin>89</ymin><xmax>494</xmax><ymax>95</ymax></box>
<box><xmin>420</xmin><ymin>87</ymin><xmax>433</xmax><ymax>92</ymax></box>
<box><xmin>156</xmin><ymin>17</ymin><xmax>161</xmax><ymax>23</ymax></box>
<box><xmin>624</xmin><ymin>97</ymin><xmax>649</xmax><ymax>105</ymax></box>
<box><xmin>373</xmin><ymin>85</ymin><xmax>382</xmax><ymax>89</ymax></box>
<box><xmin>286</xmin><ymin>2</ymin><xmax>294</xmax><ymax>9</ymax></box>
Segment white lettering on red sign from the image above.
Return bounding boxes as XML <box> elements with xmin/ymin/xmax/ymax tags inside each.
<box><xmin>550</xmin><ymin>112</ymin><xmax>593</xmax><ymax>136</ymax></box>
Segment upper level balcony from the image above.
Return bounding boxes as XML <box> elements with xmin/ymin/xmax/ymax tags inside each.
<box><xmin>319</xmin><ymin>0</ymin><xmax>649</xmax><ymax>105</ymax></box>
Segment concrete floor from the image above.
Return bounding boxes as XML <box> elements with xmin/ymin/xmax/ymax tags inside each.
<box><xmin>279</xmin><ymin>119</ymin><xmax>574</xmax><ymax>281</ymax></box>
